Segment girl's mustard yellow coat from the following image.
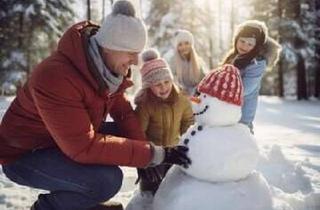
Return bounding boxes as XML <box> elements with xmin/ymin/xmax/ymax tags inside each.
<box><xmin>135</xmin><ymin>87</ymin><xmax>194</xmax><ymax>146</ymax></box>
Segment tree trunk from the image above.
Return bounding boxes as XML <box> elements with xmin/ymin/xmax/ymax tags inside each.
<box><xmin>218</xmin><ymin>0</ymin><xmax>223</xmax><ymax>55</ymax></box>
<box><xmin>230</xmin><ymin>0</ymin><xmax>235</xmax><ymax>38</ymax></box>
<box><xmin>209</xmin><ymin>37</ymin><xmax>214</xmax><ymax>69</ymax></box>
<box><xmin>18</xmin><ymin>12</ymin><xmax>23</xmax><ymax>48</ymax></box>
<box><xmin>296</xmin><ymin>53</ymin><xmax>308</xmax><ymax>100</ymax></box>
<box><xmin>87</xmin><ymin>0</ymin><xmax>91</xmax><ymax>21</ymax></box>
<box><xmin>315</xmin><ymin>0</ymin><xmax>320</xmax><ymax>98</ymax></box>
<box><xmin>277</xmin><ymin>0</ymin><xmax>284</xmax><ymax>97</ymax></box>
<box><xmin>314</xmin><ymin>65</ymin><xmax>320</xmax><ymax>98</ymax></box>
<box><xmin>292</xmin><ymin>0</ymin><xmax>307</xmax><ymax>100</ymax></box>
<box><xmin>26</xmin><ymin>25</ymin><xmax>33</xmax><ymax>76</ymax></box>
<box><xmin>102</xmin><ymin>0</ymin><xmax>105</xmax><ymax>20</ymax></box>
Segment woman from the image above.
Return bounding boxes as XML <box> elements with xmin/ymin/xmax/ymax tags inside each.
<box><xmin>170</xmin><ymin>29</ymin><xmax>207</xmax><ymax>96</ymax></box>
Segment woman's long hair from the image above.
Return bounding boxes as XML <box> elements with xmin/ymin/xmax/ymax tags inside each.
<box><xmin>174</xmin><ymin>46</ymin><xmax>202</xmax><ymax>86</ymax></box>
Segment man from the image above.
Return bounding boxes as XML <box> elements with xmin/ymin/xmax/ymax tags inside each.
<box><xmin>0</xmin><ymin>1</ymin><xmax>191</xmax><ymax>210</ymax></box>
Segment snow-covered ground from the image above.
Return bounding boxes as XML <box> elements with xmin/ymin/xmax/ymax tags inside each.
<box><xmin>254</xmin><ymin>97</ymin><xmax>320</xmax><ymax>210</ymax></box>
<box><xmin>0</xmin><ymin>96</ymin><xmax>319</xmax><ymax>210</ymax></box>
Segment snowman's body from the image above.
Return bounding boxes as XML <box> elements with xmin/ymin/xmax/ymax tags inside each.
<box><xmin>153</xmin><ymin>81</ymin><xmax>273</xmax><ymax>210</ymax></box>
<box><xmin>179</xmin><ymin>122</ymin><xmax>258</xmax><ymax>182</ymax></box>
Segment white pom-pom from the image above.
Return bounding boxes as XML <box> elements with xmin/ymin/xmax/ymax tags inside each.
<box><xmin>142</xmin><ymin>48</ymin><xmax>160</xmax><ymax>62</ymax></box>
<box><xmin>112</xmin><ymin>0</ymin><xmax>135</xmax><ymax>17</ymax></box>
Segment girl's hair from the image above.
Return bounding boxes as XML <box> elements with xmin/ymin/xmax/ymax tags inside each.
<box><xmin>222</xmin><ymin>20</ymin><xmax>267</xmax><ymax>70</ymax></box>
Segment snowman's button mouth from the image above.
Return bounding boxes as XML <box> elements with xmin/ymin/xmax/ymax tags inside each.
<box><xmin>193</xmin><ymin>105</ymin><xmax>209</xmax><ymax>116</ymax></box>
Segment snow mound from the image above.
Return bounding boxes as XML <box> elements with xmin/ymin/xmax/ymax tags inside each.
<box><xmin>153</xmin><ymin>167</ymin><xmax>273</xmax><ymax>210</ymax></box>
<box><xmin>257</xmin><ymin>145</ymin><xmax>313</xmax><ymax>193</ymax></box>
<box><xmin>125</xmin><ymin>190</ymin><xmax>153</xmax><ymax>210</ymax></box>
<box><xmin>257</xmin><ymin>145</ymin><xmax>320</xmax><ymax>210</ymax></box>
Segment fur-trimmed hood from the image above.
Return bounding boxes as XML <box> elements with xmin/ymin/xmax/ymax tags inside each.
<box><xmin>258</xmin><ymin>36</ymin><xmax>282</xmax><ymax>67</ymax></box>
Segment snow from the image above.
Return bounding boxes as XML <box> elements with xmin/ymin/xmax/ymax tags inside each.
<box><xmin>1</xmin><ymin>82</ymin><xmax>17</xmax><ymax>96</ymax></box>
<box><xmin>25</xmin><ymin>5</ymin><xmax>35</xmax><ymax>17</ymax></box>
<box><xmin>153</xmin><ymin>168</ymin><xmax>273</xmax><ymax>210</ymax></box>
<box><xmin>2</xmin><ymin>51</ymin><xmax>27</xmax><ymax>68</ymax></box>
<box><xmin>12</xmin><ymin>5</ymin><xmax>24</xmax><ymax>13</ymax></box>
<box><xmin>126</xmin><ymin>190</ymin><xmax>154</xmax><ymax>210</ymax></box>
<box><xmin>253</xmin><ymin>96</ymin><xmax>320</xmax><ymax>210</ymax></box>
<box><xmin>0</xmin><ymin>96</ymin><xmax>320</xmax><ymax>210</ymax></box>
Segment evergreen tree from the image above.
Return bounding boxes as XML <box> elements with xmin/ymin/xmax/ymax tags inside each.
<box><xmin>250</xmin><ymin>0</ymin><xmax>283</xmax><ymax>96</ymax></box>
<box><xmin>315</xmin><ymin>0</ymin><xmax>320</xmax><ymax>98</ymax></box>
<box><xmin>146</xmin><ymin>0</ymin><xmax>210</xmax><ymax>64</ymax></box>
<box><xmin>0</xmin><ymin>0</ymin><xmax>75</xmax><ymax>78</ymax></box>
<box><xmin>251</xmin><ymin>0</ymin><xmax>317</xmax><ymax>99</ymax></box>
<box><xmin>145</xmin><ymin>0</ymin><xmax>176</xmax><ymax>54</ymax></box>
<box><xmin>281</xmin><ymin>0</ymin><xmax>317</xmax><ymax>99</ymax></box>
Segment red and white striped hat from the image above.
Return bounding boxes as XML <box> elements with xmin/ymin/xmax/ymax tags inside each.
<box><xmin>197</xmin><ymin>64</ymin><xmax>243</xmax><ymax>106</ymax></box>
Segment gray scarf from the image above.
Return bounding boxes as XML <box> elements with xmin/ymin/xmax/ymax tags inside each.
<box><xmin>88</xmin><ymin>36</ymin><xmax>123</xmax><ymax>94</ymax></box>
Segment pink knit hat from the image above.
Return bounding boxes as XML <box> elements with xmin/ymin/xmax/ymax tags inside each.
<box><xmin>140</xmin><ymin>49</ymin><xmax>173</xmax><ymax>88</ymax></box>
<box><xmin>197</xmin><ymin>64</ymin><xmax>243</xmax><ymax>106</ymax></box>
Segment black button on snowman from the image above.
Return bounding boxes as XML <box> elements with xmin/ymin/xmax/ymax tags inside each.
<box><xmin>183</xmin><ymin>125</ymin><xmax>204</xmax><ymax>146</ymax></box>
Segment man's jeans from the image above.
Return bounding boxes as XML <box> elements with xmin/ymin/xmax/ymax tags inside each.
<box><xmin>2</xmin><ymin>122</ymin><xmax>123</xmax><ymax>210</ymax></box>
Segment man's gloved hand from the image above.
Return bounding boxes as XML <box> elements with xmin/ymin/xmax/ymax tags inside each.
<box><xmin>162</xmin><ymin>145</ymin><xmax>191</xmax><ymax>168</ymax></box>
<box><xmin>135</xmin><ymin>167</ymin><xmax>163</xmax><ymax>184</ymax></box>
<box><xmin>136</xmin><ymin>145</ymin><xmax>191</xmax><ymax>184</ymax></box>
<box><xmin>149</xmin><ymin>144</ymin><xmax>191</xmax><ymax>169</ymax></box>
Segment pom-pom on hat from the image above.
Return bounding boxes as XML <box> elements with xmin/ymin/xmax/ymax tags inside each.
<box><xmin>197</xmin><ymin>65</ymin><xmax>243</xmax><ymax>106</ymax></box>
<box><xmin>94</xmin><ymin>0</ymin><xmax>147</xmax><ymax>52</ymax></box>
<box><xmin>140</xmin><ymin>49</ymin><xmax>173</xmax><ymax>88</ymax></box>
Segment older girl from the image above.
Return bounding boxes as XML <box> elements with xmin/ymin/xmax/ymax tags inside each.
<box><xmin>222</xmin><ymin>20</ymin><xmax>281</xmax><ymax>133</ymax></box>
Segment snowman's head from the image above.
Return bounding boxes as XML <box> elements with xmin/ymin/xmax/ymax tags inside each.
<box><xmin>192</xmin><ymin>93</ymin><xmax>241</xmax><ymax>126</ymax></box>
<box><xmin>192</xmin><ymin>64</ymin><xmax>243</xmax><ymax>126</ymax></box>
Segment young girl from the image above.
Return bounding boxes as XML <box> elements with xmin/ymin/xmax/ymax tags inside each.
<box><xmin>133</xmin><ymin>48</ymin><xmax>194</xmax><ymax>197</ymax></box>
<box><xmin>222</xmin><ymin>20</ymin><xmax>281</xmax><ymax>133</ymax></box>
<box><xmin>170</xmin><ymin>29</ymin><xmax>207</xmax><ymax>96</ymax></box>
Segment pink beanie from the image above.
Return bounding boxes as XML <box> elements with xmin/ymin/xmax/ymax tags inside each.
<box><xmin>140</xmin><ymin>49</ymin><xmax>173</xmax><ymax>88</ymax></box>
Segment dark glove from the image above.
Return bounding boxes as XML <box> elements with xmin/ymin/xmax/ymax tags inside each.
<box><xmin>135</xmin><ymin>167</ymin><xmax>163</xmax><ymax>184</ymax></box>
<box><xmin>162</xmin><ymin>145</ymin><xmax>191</xmax><ymax>168</ymax></box>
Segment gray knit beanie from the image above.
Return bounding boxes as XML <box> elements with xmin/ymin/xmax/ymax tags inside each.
<box><xmin>94</xmin><ymin>0</ymin><xmax>147</xmax><ymax>52</ymax></box>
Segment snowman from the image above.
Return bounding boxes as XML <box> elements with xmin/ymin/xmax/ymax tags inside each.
<box><xmin>152</xmin><ymin>64</ymin><xmax>273</xmax><ymax>210</ymax></box>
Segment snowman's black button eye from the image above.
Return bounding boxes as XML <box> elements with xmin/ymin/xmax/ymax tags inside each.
<box><xmin>203</xmin><ymin>95</ymin><xmax>206</xmax><ymax>98</ymax></box>
<box><xmin>194</xmin><ymin>90</ymin><xmax>200</xmax><ymax>97</ymax></box>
